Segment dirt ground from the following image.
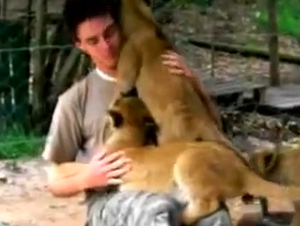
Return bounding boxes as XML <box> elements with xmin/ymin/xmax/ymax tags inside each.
<box><xmin>0</xmin><ymin>158</ymin><xmax>295</xmax><ymax>226</ymax></box>
<box><xmin>0</xmin><ymin>158</ymin><xmax>85</xmax><ymax>226</ymax></box>
<box><xmin>0</xmin><ymin>1</ymin><xmax>298</xmax><ymax>225</ymax></box>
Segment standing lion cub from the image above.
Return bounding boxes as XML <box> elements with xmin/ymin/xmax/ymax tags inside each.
<box><xmin>114</xmin><ymin>0</ymin><xmax>231</xmax><ymax>146</ymax></box>
<box><xmin>55</xmin><ymin>95</ymin><xmax>300</xmax><ymax>226</ymax></box>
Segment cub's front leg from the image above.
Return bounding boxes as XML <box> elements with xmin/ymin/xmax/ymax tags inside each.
<box><xmin>116</xmin><ymin>41</ymin><xmax>141</xmax><ymax>97</ymax></box>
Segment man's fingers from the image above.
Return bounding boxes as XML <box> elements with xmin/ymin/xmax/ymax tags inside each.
<box><xmin>161</xmin><ymin>50</ymin><xmax>180</xmax><ymax>59</ymax></box>
<box><xmin>107</xmin><ymin>178</ymin><xmax>123</xmax><ymax>185</ymax></box>
<box><xmin>161</xmin><ymin>55</ymin><xmax>181</xmax><ymax>65</ymax></box>
<box><xmin>91</xmin><ymin>146</ymin><xmax>111</xmax><ymax>161</ymax></box>
<box><xmin>91</xmin><ymin>150</ymin><xmax>107</xmax><ymax>161</ymax></box>
<box><xmin>100</xmin><ymin>151</ymin><xmax>126</xmax><ymax>165</ymax></box>
<box><xmin>106</xmin><ymin>164</ymin><xmax>131</xmax><ymax>178</ymax></box>
<box><xmin>161</xmin><ymin>53</ymin><xmax>176</xmax><ymax>60</ymax></box>
<box><xmin>105</xmin><ymin>157</ymin><xmax>131</xmax><ymax>172</ymax></box>
<box><xmin>162</xmin><ymin>59</ymin><xmax>182</xmax><ymax>69</ymax></box>
<box><xmin>168</xmin><ymin>68</ymin><xmax>184</xmax><ymax>75</ymax></box>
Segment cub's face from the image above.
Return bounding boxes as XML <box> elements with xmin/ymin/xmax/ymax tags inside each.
<box><xmin>106</xmin><ymin>96</ymin><xmax>158</xmax><ymax>146</ymax></box>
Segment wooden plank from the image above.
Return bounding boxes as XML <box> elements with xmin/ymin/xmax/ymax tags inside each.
<box><xmin>260</xmin><ymin>84</ymin><xmax>300</xmax><ymax>109</ymax></box>
<box><xmin>201</xmin><ymin>77</ymin><xmax>268</xmax><ymax>97</ymax></box>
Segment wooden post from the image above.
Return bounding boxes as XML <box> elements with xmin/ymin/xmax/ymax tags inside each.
<box><xmin>0</xmin><ymin>0</ymin><xmax>7</xmax><ymax>19</ymax></box>
<box><xmin>268</xmin><ymin>0</ymin><xmax>280</xmax><ymax>86</ymax></box>
<box><xmin>32</xmin><ymin>0</ymin><xmax>48</xmax><ymax>132</ymax></box>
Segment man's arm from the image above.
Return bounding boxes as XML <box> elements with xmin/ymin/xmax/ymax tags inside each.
<box><xmin>42</xmin><ymin>95</ymin><xmax>88</xmax><ymax>197</ymax></box>
<box><xmin>43</xmin><ymin>96</ymin><xmax>131</xmax><ymax>198</ymax></box>
<box><xmin>45</xmin><ymin>162</ymin><xmax>88</xmax><ymax>197</ymax></box>
<box><xmin>45</xmin><ymin>150</ymin><xmax>131</xmax><ymax>197</ymax></box>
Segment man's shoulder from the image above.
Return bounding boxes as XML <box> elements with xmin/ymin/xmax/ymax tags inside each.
<box><xmin>58</xmin><ymin>71</ymin><xmax>95</xmax><ymax>107</ymax></box>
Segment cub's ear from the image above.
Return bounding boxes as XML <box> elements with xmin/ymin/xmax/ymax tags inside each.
<box><xmin>144</xmin><ymin>116</ymin><xmax>159</xmax><ymax>135</ymax></box>
<box><xmin>142</xmin><ymin>0</ymin><xmax>152</xmax><ymax>7</ymax></box>
<box><xmin>251</xmin><ymin>150</ymin><xmax>277</xmax><ymax>175</ymax></box>
<box><xmin>144</xmin><ymin>116</ymin><xmax>157</xmax><ymax>128</ymax></box>
<box><xmin>263</xmin><ymin>151</ymin><xmax>278</xmax><ymax>172</ymax></box>
<box><xmin>108</xmin><ymin>109</ymin><xmax>124</xmax><ymax>128</ymax></box>
<box><xmin>143</xmin><ymin>116</ymin><xmax>159</xmax><ymax>145</ymax></box>
<box><xmin>121</xmin><ymin>87</ymin><xmax>138</xmax><ymax>97</ymax></box>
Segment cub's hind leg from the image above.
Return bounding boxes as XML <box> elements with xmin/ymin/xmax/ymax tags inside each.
<box><xmin>174</xmin><ymin>157</ymin><xmax>223</xmax><ymax>225</ymax></box>
<box><xmin>181</xmin><ymin>197</ymin><xmax>221</xmax><ymax>225</ymax></box>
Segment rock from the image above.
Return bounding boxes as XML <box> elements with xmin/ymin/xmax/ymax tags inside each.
<box><xmin>0</xmin><ymin>172</ymin><xmax>8</xmax><ymax>183</ymax></box>
<box><xmin>4</xmin><ymin>161</ymin><xmax>22</xmax><ymax>173</ymax></box>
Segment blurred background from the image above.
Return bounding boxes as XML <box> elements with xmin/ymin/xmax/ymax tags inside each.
<box><xmin>0</xmin><ymin>0</ymin><xmax>300</xmax><ymax>225</ymax></box>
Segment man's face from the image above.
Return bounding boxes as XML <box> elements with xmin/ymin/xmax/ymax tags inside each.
<box><xmin>75</xmin><ymin>15</ymin><xmax>122</xmax><ymax>70</ymax></box>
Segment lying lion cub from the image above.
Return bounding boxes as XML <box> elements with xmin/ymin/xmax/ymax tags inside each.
<box><xmin>244</xmin><ymin>146</ymin><xmax>300</xmax><ymax>226</ymax></box>
<box><xmin>56</xmin><ymin>96</ymin><xmax>300</xmax><ymax>225</ymax></box>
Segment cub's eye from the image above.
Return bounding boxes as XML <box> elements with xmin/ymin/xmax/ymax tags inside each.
<box><xmin>108</xmin><ymin>110</ymin><xmax>124</xmax><ymax>128</ymax></box>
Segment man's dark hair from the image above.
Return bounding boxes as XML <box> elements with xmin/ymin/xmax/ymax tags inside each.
<box><xmin>62</xmin><ymin>0</ymin><xmax>121</xmax><ymax>41</ymax></box>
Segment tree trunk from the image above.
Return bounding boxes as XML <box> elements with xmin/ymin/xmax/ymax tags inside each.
<box><xmin>0</xmin><ymin>0</ymin><xmax>7</xmax><ymax>19</ymax></box>
<box><xmin>32</xmin><ymin>0</ymin><xmax>48</xmax><ymax>133</ymax></box>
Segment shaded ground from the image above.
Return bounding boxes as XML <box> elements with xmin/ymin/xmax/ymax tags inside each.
<box><xmin>0</xmin><ymin>159</ymin><xmax>85</xmax><ymax>226</ymax></box>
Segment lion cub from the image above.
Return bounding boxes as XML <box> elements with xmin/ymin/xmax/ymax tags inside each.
<box><xmin>56</xmin><ymin>96</ymin><xmax>300</xmax><ymax>225</ymax></box>
<box><xmin>115</xmin><ymin>0</ymin><xmax>230</xmax><ymax>146</ymax></box>
<box><xmin>244</xmin><ymin>146</ymin><xmax>300</xmax><ymax>226</ymax></box>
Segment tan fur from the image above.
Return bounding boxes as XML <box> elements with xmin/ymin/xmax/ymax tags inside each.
<box><xmin>245</xmin><ymin>147</ymin><xmax>300</xmax><ymax>226</ymax></box>
<box><xmin>56</xmin><ymin>96</ymin><xmax>300</xmax><ymax>225</ymax></box>
<box><xmin>248</xmin><ymin>147</ymin><xmax>300</xmax><ymax>185</ymax></box>
<box><xmin>114</xmin><ymin>0</ymin><xmax>230</xmax><ymax>146</ymax></box>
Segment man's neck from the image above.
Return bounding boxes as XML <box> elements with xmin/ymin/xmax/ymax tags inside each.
<box><xmin>95</xmin><ymin>67</ymin><xmax>117</xmax><ymax>82</ymax></box>
<box><xmin>96</xmin><ymin>65</ymin><xmax>118</xmax><ymax>78</ymax></box>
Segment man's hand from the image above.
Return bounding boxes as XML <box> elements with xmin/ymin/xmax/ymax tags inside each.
<box><xmin>82</xmin><ymin>147</ymin><xmax>132</xmax><ymax>189</ymax></box>
<box><xmin>161</xmin><ymin>50</ymin><xmax>194</xmax><ymax>78</ymax></box>
<box><xmin>161</xmin><ymin>50</ymin><xmax>222</xmax><ymax>129</ymax></box>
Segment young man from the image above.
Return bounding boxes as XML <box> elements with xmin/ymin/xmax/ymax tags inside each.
<box><xmin>42</xmin><ymin>0</ymin><xmax>232</xmax><ymax>226</ymax></box>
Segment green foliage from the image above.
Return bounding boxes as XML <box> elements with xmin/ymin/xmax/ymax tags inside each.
<box><xmin>254</xmin><ymin>0</ymin><xmax>300</xmax><ymax>38</ymax></box>
<box><xmin>0</xmin><ymin>126</ymin><xmax>45</xmax><ymax>159</ymax></box>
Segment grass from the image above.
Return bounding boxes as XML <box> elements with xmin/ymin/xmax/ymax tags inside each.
<box><xmin>253</xmin><ymin>0</ymin><xmax>300</xmax><ymax>38</ymax></box>
<box><xmin>0</xmin><ymin>125</ymin><xmax>45</xmax><ymax>160</ymax></box>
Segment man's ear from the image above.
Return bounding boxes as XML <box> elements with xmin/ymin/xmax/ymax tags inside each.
<box><xmin>108</xmin><ymin>109</ymin><xmax>124</xmax><ymax>128</ymax></box>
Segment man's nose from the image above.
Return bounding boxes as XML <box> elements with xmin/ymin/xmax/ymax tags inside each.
<box><xmin>99</xmin><ymin>39</ymin><xmax>111</xmax><ymax>51</ymax></box>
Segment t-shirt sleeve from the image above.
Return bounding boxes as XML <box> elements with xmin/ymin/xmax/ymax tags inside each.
<box><xmin>41</xmin><ymin>96</ymin><xmax>82</xmax><ymax>164</ymax></box>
